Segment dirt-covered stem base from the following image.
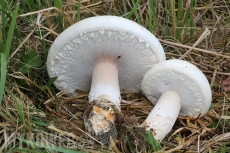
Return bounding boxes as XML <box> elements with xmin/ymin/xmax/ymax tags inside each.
<box><xmin>84</xmin><ymin>99</ymin><xmax>118</xmax><ymax>144</ymax></box>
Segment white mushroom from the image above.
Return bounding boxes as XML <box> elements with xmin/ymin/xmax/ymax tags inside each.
<box><xmin>46</xmin><ymin>16</ymin><xmax>166</xmax><ymax>144</ymax></box>
<box><xmin>141</xmin><ymin>59</ymin><xmax>212</xmax><ymax>142</ymax></box>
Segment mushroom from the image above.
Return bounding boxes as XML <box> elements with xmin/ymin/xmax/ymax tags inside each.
<box><xmin>46</xmin><ymin>16</ymin><xmax>166</xmax><ymax>144</ymax></box>
<box><xmin>141</xmin><ymin>59</ymin><xmax>212</xmax><ymax>142</ymax></box>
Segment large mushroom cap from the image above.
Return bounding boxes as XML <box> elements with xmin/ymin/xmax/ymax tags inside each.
<box><xmin>142</xmin><ymin>59</ymin><xmax>212</xmax><ymax>117</ymax></box>
<box><xmin>47</xmin><ymin>16</ymin><xmax>166</xmax><ymax>96</ymax></box>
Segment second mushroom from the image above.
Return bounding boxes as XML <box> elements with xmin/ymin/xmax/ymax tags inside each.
<box><xmin>141</xmin><ymin>59</ymin><xmax>212</xmax><ymax>142</ymax></box>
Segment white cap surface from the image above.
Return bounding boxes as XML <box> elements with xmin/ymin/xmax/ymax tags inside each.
<box><xmin>47</xmin><ymin>16</ymin><xmax>166</xmax><ymax>96</ymax></box>
<box><xmin>142</xmin><ymin>59</ymin><xmax>212</xmax><ymax>117</ymax></box>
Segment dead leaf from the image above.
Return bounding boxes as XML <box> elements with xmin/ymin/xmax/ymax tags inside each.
<box><xmin>222</xmin><ymin>77</ymin><xmax>230</xmax><ymax>92</ymax></box>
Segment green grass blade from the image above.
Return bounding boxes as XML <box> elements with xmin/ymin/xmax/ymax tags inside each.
<box><xmin>139</xmin><ymin>130</ymin><xmax>163</xmax><ymax>151</ymax></box>
<box><xmin>176</xmin><ymin>0</ymin><xmax>183</xmax><ymax>39</ymax></box>
<box><xmin>54</xmin><ymin>0</ymin><xmax>64</xmax><ymax>31</ymax></box>
<box><xmin>0</xmin><ymin>53</ymin><xmax>7</xmax><ymax>103</ymax></box>
<box><xmin>220</xmin><ymin>144</ymin><xmax>226</xmax><ymax>153</ymax></box>
<box><xmin>122</xmin><ymin>0</ymin><xmax>128</xmax><ymax>18</ymax></box>
<box><xmin>170</xmin><ymin>0</ymin><xmax>176</xmax><ymax>37</ymax></box>
<box><xmin>139</xmin><ymin>131</ymin><xmax>151</xmax><ymax>144</ymax></box>
<box><xmin>147</xmin><ymin>4</ymin><xmax>153</xmax><ymax>32</ymax></box>
<box><xmin>21</xmin><ymin>139</ymin><xmax>84</xmax><ymax>153</ymax></box>
<box><xmin>126</xmin><ymin>0</ymin><xmax>141</xmax><ymax>20</ymax></box>
<box><xmin>0</xmin><ymin>7</ymin><xmax>18</xmax><ymax>103</ymax></box>
<box><xmin>131</xmin><ymin>0</ymin><xmax>141</xmax><ymax>24</ymax></box>
<box><xmin>77</xmin><ymin>0</ymin><xmax>81</xmax><ymax>21</ymax></box>
<box><xmin>23</xmin><ymin>1</ymin><xmax>38</xmax><ymax>12</ymax></box>
<box><xmin>16</xmin><ymin>102</ymin><xmax>25</xmax><ymax>124</ymax></box>
<box><xmin>147</xmin><ymin>131</ymin><xmax>162</xmax><ymax>151</ymax></box>
<box><xmin>54</xmin><ymin>0</ymin><xmax>62</xmax><ymax>9</ymax></box>
<box><xmin>148</xmin><ymin>0</ymin><xmax>157</xmax><ymax>33</ymax></box>
<box><xmin>176</xmin><ymin>0</ymin><xmax>183</xmax><ymax>24</ymax></box>
<box><xmin>4</xmin><ymin>7</ymin><xmax>18</xmax><ymax>58</ymax></box>
<box><xmin>189</xmin><ymin>0</ymin><xmax>197</xmax><ymax>37</ymax></box>
<box><xmin>0</xmin><ymin>0</ymin><xmax>7</xmax><ymax>47</ymax></box>
<box><xmin>48</xmin><ymin>77</ymin><xmax>58</xmax><ymax>86</ymax></box>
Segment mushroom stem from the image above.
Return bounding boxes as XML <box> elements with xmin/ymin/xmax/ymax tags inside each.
<box><xmin>84</xmin><ymin>61</ymin><xmax>120</xmax><ymax>144</ymax></box>
<box><xmin>142</xmin><ymin>89</ymin><xmax>181</xmax><ymax>142</ymax></box>
<box><xmin>89</xmin><ymin>61</ymin><xmax>120</xmax><ymax>108</ymax></box>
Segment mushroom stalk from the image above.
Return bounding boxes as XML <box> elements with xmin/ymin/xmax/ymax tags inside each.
<box><xmin>89</xmin><ymin>61</ymin><xmax>120</xmax><ymax>108</ymax></box>
<box><xmin>84</xmin><ymin>60</ymin><xmax>120</xmax><ymax>144</ymax></box>
<box><xmin>142</xmin><ymin>89</ymin><xmax>181</xmax><ymax>142</ymax></box>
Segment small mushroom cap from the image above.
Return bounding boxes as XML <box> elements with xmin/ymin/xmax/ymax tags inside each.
<box><xmin>47</xmin><ymin>16</ymin><xmax>166</xmax><ymax>96</ymax></box>
<box><xmin>142</xmin><ymin>59</ymin><xmax>212</xmax><ymax>117</ymax></box>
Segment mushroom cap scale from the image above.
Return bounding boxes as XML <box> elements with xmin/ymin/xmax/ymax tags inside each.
<box><xmin>142</xmin><ymin>59</ymin><xmax>212</xmax><ymax>117</ymax></box>
<box><xmin>47</xmin><ymin>16</ymin><xmax>166</xmax><ymax>96</ymax></box>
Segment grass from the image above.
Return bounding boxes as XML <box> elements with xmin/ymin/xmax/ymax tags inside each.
<box><xmin>0</xmin><ymin>0</ymin><xmax>230</xmax><ymax>152</ymax></box>
<box><xmin>140</xmin><ymin>131</ymin><xmax>163</xmax><ymax>152</ymax></box>
<box><xmin>0</xmin><ymin>6</ymin><xmax>18</xmax><ymax>103</ymax></box>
